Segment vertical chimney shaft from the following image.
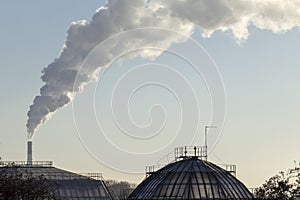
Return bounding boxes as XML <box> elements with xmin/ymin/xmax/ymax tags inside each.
<box><xmin>27</xmin><ymin>141</ymin><xmax>32</xmax><ymax>164</ymax></box>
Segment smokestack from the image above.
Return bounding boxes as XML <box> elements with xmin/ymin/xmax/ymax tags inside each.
<box><xmin>27</xmin><ymin>141</ymin><xmax>32</xmax><ymax>165</ymax></box>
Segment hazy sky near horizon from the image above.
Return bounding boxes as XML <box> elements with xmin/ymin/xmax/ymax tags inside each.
<box><xmin>0</xmin><ymin>0</ymin><xmax>300</xmax><ymax>188</ymax></box>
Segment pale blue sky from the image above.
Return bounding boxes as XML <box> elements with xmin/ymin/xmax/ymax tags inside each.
<box><xmin>0</xmin><ymin>1</ymin><xmax>300</xmax><ymax>188</ymax></box>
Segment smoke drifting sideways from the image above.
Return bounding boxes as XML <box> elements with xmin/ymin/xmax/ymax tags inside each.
<box><xmin>26</xmin><ymin>0</ymin><xmax>300</xmax><ymax>140</ymax></box>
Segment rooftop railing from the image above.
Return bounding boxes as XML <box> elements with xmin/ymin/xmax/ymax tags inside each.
<box><xmin>0</xmin><ymin>161</ymin><xmax>53</xmax><ymax>167</ymax></box>
<box><xmin>146</xmin><ymin>164</ymin><xmax>166</xmax><ymax>177</ymax></box>
<box><xmin>145</xmin><ymin>146</ymin><xmax>237</xmax><ymax>177</ymax></box>
<box><xmin>37</xmin><ymin>172</ymin><xmax>103</xmax><ymax>180</ymax></box>
<box><xmin>218</xmin><ymin>164</ymin><xmax>237</xmax><ymax>177</ymax></box>
<box><xmin>0</xmin><ymin>161</ymin><xmax>103</xmax><ymax>181</ymax></box>
<box><xmin>174</xmin><ymin>146</ymin><xmax>207</xmax><ymax>161</ymax></box>
<box><xmin>80</xmin><ymin>173</ymin><xmax>103</xmax><ymax>181</ymax></box>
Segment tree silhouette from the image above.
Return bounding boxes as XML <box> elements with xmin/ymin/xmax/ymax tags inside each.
<box><xmin>255</xmin><ymin>170</ymin><xmax>300</xmax><ymax>200</ymax></box>
<box><xmin>105</xmin><ymin>179</ymin><xmax>136</xmax><ymax>200</ymax></box>
<box><xmin>0</xmin><ymin>167</ymin><xmax>57</xmax><ymax>200</ymax></box>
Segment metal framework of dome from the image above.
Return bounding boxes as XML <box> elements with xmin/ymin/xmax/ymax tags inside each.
<box><xmin>0</xmin><ymin>161</ymin><xmax>112</xmax><ymax>200</ymax></box>
<box><xmin>128</xmin><ymin>146</ymin><xmax>253</xmax><ymax>200</ymax></box>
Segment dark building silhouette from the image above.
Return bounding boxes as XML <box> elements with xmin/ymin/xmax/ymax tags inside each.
<box><xmin>0</xmin><ymin>161</ymin><xmax>112</xmax><ymax>200</ymax></box>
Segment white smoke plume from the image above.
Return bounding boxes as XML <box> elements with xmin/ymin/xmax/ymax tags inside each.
<box><xmin>27</xmin><ymin>0</ymin><xmax>300</xmax><ymax>139</ymax></box>
<box><xmin>164</xmin><ymin>0</ymin><xmax>300</xmax><ymax>40</ymax></box>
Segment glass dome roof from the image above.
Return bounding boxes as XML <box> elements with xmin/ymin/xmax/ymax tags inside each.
<box><xmin>128</xmin><ymin>157</ymin><xmax>253</xmax><ymax>199</ymax></box>
<box><xmin>0</xmin><ymin>162</ymin><xmax>112</xmax><ymax>200</ymax></box>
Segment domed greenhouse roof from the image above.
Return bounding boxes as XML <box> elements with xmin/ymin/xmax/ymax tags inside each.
<box><xmin>128</xmin><ymin>156</ymin><xmax>253</xmax><ymax>199</ymax></box>
<box><xmin>0</xmin><ymin>161</ymin><xmax>112</xmax><ymax>200</ymax></box>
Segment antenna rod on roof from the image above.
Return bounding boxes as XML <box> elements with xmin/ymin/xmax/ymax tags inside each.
<box><xmin>204</xmin><ymin>125</ymin><xmax>216</xmax><ymax>160</ymax></box>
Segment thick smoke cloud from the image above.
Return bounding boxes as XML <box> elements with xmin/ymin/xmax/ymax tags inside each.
<box><xmin>163</xmin><ymin>0</ymin><xmax>300</xmax><ymax>40</ymax></box>
<box><xmin>26</xmin><ymin>0</ymin><xmax>193</xmax><ymax>138</ymax></box>
<box><xmin>27</xmin><ymin>0</ymin><xmax>300</xmax><ymax>139</ymax></box>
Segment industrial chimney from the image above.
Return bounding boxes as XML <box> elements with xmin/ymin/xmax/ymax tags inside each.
<box><xmin>27</xmin><ymin>141</ymin><xmax>32</xmax><ymax>165</ymax></box>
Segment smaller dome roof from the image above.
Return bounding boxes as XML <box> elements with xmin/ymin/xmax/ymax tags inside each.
<box><xmin>0</xmin><ymin>161</ymin><xmax>112</xmax><ymax>200</ymax></box>
<box><xmin>128</xmin><ymin>157</ymin><xmax>253</xmax><ymax>199</ymax></box>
